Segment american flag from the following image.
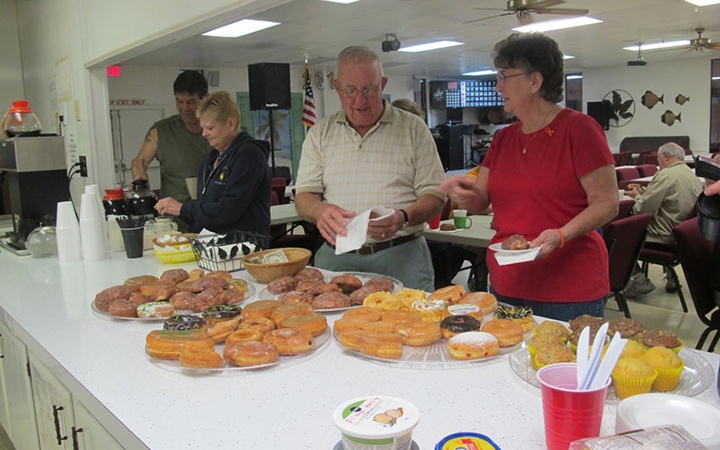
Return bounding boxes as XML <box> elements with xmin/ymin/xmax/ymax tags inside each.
<box><xmin>302</xmin><ymin>64</ymin><xmax>317</xmax><ymax>129</ymax></box>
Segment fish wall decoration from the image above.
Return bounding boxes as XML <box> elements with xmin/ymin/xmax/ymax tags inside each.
<box><xmin>661</xmin><ymin>110</ymin><xmax>681</xmax><ymax>126</ymax></box>
<box><xmin>641</xmin><ymin>90</ymin><xmax>664</xmax><ymax>109</ymax></box>
<box><xmin>675</xmin><ymin>94</ymin><xmax>690</xmax><ymax>105</ymax></box>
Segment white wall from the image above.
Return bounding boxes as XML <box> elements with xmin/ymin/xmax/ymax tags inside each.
<box><xmin>583</xmin><ymin>58</ymin><xmax>712</xmax><ymax>154</ymax></box>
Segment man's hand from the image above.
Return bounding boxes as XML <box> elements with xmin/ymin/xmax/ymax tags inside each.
<box><xmin>315</xmin><ymin>203</ymin><xmax>356</xmax><ymax>246</ymax></box>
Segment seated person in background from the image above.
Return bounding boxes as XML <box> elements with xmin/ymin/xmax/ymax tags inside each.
<box><xmin>154</xmin><ymin>91</ymin><xmax>271</xmax><ymax>236</ymax></box>
<box><xmin>624</xmin><ymin>142</ymin><xmax>704</xmax><ymax>296</ymax></box>
<box><xmin>131</xmin><ymin>71</ymin><xmax>213</xmax><ymax>230</ymax></box>
<box><xmin>295</xmin><ymin>46</ymin><xmax>446</xmax><ymax>292</ymax></box>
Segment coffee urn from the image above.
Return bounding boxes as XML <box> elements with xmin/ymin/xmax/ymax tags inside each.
<box><xmin>0</xmin><ymin>135</ymin><xmax>69</xmax><ymax>252</ymax></box>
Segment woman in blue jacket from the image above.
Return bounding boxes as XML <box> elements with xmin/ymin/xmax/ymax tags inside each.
<box><xmin>155</xmin><ymin>91</ymin><xmax>271</xmax><ymax>236</ymax></box>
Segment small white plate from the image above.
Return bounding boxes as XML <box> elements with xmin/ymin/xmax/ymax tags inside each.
<box><xmin>488</xmin><ymin>243</ymin><xmax>535</xmax><ymax>254</ymax></box>
<box><xmin>616</xmin><ymin>393</ymin><xmax>720</xmax><ymax>448</ymax></box>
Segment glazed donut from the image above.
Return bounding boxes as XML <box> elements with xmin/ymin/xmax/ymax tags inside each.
<box><xmin>124</xmin><ymin>275</ymin><xmax>159</xmax><ymax>288</ymax></box>
<box><xmin>342</xmin><ymin>306</ymin><xmax>382</xmax><ymax>323</ymax></box>
<box><xmin>190</xmin><ymin>276</ymin><xmax>228</xmax><ymax>293</ymax></box>
<box><xmin>459</xmin><ymin>292</ymin><xmax>497</xmax><ymax>316</ymax></box>
<box><xmin>263</xmin><ymin>328</ymin><xmax>315</xmax><ymax>355</ymax></box>
<box><xmin>190</xmin><ymin>285</ymin><xmax>225</xmax><ymax>312</ymax></box>
<box><xmin>108</xmin><ymin>299</ymin><xmax>138</xmax><ymax>318</ymax></box>
<box><xmin>329</xmin><ymin>274</ymin><xmax>363</xmax><ymax>294</ymax></box>
<box><xmin>394</xmin><ymin>321</ymin><xmax>442</xmax><ymax>346</ymax></box>
<box><xmin>363</xmin><ymin>277</ymin><xmax>395</xmax><ymax>293</ymax></box>
<box><xmin>440</xmin><ymin>315</ymin><xmax>483</xmax><ymax>340</ymax></box>
<box><xmin>168</xmin><ymin>291</ymin><xmax>197</xmax><ymax>311</ymax></box>
<box><xmin>448</xmin><ymin>331</ymin><xmax>500</xmax><ymax>360</ymax></box>
<box><xmin>238</xmin><ymin>317</ymin><xmax>275</xmax><ymax>334</ymax></box>
<box><xmin>163</xmin><ymin>314</ymin><xmax>207</xmax><ymax>331</ymax></box>
<box><xmin>225</xmin><ymin>328</ymin><xmax>265</xmax><ymax>346</ymax></box>
<box><xmin>187</xmin><ymin>268</ymin><xmax>205</xmax><ymax>281</ymax></box>
<box><xmin>333</xmin><ymin>318</ymin><xmax>395</xmax><ymax>335</ymax></box>
<box><xmin>226</xmin><ymin>278</ymin><xmax>249</xmax><ymax>294</ymax></box>
<box><xmin>267</xmin><ymin>276</ymin><xmax>298</xmax><ymax>294</ymax></box>
<box><xmin>293</xmin><ymin>267</ymin><xmax>324</xmax><ymax>282</ymax></box>
<box><xmin>481</xmin><ymin>319</ymin><xmax>524</xmax><ymax>347</ymax></box>
<box><xmin>295</xmin><ymin>279</ymin><xmax>322</xmax><ymax>293</ymax></box>
<box><xmin>339</xmin><ymin>329</ymin><xmax>404</xmax><ymax>359</ymax></box>
<box><xmin>270</xmin><ymin>303</ymin><xmax>314</xmax><ymax>325</ymax></box>
<box><xmin>220</xmin><ymin>289</ymin><xmax>245</xmax><ymax>306</ymax></box>
<box><xmin>277</xmin><ymin>290</ymin><xmax>314</xmax><ymax>305</ymax></box>
<box><xmin>348</xmin><ymin>286</ymin><xmax>381</xmax><ymax>306</ymax></box>
<box><xmin>312</xmin><ymin>292</ymin><xmax>350</xmax><ymax>310</ymax></box>
<box><xmin>160</xmin><ymin>268</ymin><xmax>189</xmax><ymax>285</ymax></box>
<box><xmin>308</xmin><ymin>282</ymin><xmax>343</xmax><ymax>296</ymax></box>
<box><xmin>381</xmin><ymin>309</ymin><xmax>421</xmax><ymax>324</ymax></box>
<box><xmin>223</xmin><ymin>340</ymin><xmax>279</xmax><ymax>367</ymax></box>
<box><xmin>139</xmin><ymin>282</ymin><xmax>179</xmax><ymax>302</ymax></box>
<box><xmin>205</xmin><ymin>270</ymin><xmax>232</xmax><ymax>280</ymax></box>
<box><xmin>178</xmin><ymin>351</ymin><xmax>224</xmax><ymax>369</ymax></box>
<box><xmin>95</xmin><ymin>285</ymin><xmax>132</xmax><ymax>312</ymax></box>
<box><xmin>363</xmin><ymin>292</ymin><xmax>400</xmax><ymax>311</ymax></box>
<box><xmin>241</xmin><ymin>300</ymin><xmax>281</xmax><ymax>320</ymax></box>
<box><xmin>127</xmin><ymin>292</ymin><xmax>151</xmax><ymax>307</ymax></box>
<box><xmin>146</xmin><ymin>329</ymin><xmax>214</xmax><ymax>360</ymax></box>
<box><xmin>428</xmin><ymin>285</ymin><xmax>467</xmax><ymax>306</ymax></box>
<box><xmin>137</xmin><ymin>301</ymin><xmax>175</xmax><ymax>319</ymax></box>
<box><xmin>279</xmin><ymin>312</ymin><xmax>328</xmax><ymax>337</ymax></box>
<box><xmin>502</xmin><ymin>234</ymin><xmax>529</xmax><ymax>250</ymax></box>
<box><xmin>206</xmin><ymin>316</ymin><xmax>242</xmax><ymax>343</ymax></box>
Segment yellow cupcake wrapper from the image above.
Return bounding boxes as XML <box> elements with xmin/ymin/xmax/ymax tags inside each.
<box><xmin>612</xmin><ymin>369</ymin><xmax>658</xmax><ymax>399</ymax></box>
<box><xmin>652</xmin><ymin>361</ymin><xmax>685</xmax><ymax>392</ymax></box>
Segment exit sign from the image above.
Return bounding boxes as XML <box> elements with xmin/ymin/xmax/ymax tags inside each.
<box><xmin>107</xmin><ymin>66</ymin><xmax>121</xmax><ymax>77</ymax></box>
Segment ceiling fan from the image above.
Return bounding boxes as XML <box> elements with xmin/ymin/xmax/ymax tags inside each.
<box><xmin>688</xmin><ymin>28</ymin><xmax>720</xmax><ymax>51</ymax></box>
<box><xmin>464</xmin><ymin>0</ymin><xmax>590</xmax><ymax>25</ymax></box>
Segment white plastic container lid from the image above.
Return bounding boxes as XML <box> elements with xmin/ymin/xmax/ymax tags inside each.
<box><xmin>333</xmin><ymin>396</ymin><xmax>421</xmax><ymax>440</ymax></box>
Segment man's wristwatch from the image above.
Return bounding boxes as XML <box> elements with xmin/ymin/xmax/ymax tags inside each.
<box><xmin>399</xmin><ymin>209</ymin><xmax>409</xmax><ymax>229</ymax></box>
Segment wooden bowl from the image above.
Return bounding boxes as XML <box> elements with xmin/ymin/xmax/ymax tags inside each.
<box><xmin>242</xmin><ymin>247</ymin><xmax>312</xmax><ymax>284</ymax></box>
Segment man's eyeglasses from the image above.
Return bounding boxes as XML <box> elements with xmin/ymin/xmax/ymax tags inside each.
<box><xmin>496</xmin><ymin>72</ymin><xmax>527</xmax><ymax>84</ymax></box>
<box><xmin>339</xmin><ymin>86</ymin><xmax>382</xmax><ymax>99</ymax></box>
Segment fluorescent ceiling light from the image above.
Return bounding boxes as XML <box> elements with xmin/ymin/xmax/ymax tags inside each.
<box><xmin>513</xmin><ymin>17</ymin><xmax>602</xmax><ymax>33</ymax></box>
<box><xmin>713</xmin><ymin>76</ymin><xmax>720</xmax><ymax>80</ymax></box>
<box><xmin>399</xmin><ymin>40</ymin><xmax>463</xmax><ymax>53</ymax></box>
<box><xmin>563</xmin><ymin>55</ymin><xmax>575</xmax><ymax>59</ymax></box>
<box><xmin>202</xmin><ymin>19</ymin><xmax>279</xmax><ymax>38</ymax></box>
<box><xmin>684</xmin><ymin>0</ymin><xmax>720</xmax><ymax>6</ymax></box>
<box><xmin>623</xmin><ymin>40</ymin><xmax>690</xmax><ymax>51</ymax></box>
<box><xmin>322</xmin><ymin>0</ymin><xmax>360</xmax><ymax>3</ymax></box>
<box><xmin>566</xmin><ymin>74</ymin><xmax>583</xmax><ymax>80</ymax></box>
<box><xmin>463</xmin><ymin>70</ymin><xmax>496</xmax><ymax>76</ymax></box>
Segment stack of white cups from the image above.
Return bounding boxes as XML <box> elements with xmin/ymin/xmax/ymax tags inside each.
<box><xmin>56</xmin><ymin>201</ymin><xmax>82</xmax><ymax>262</ymax></box>
<box><xmin>84</xmin><ymin>184</ymin><xmax>109</xmax><ymax>252</ymax></box>
<box><xmin>79</xmin><ymin>192</ymin><xmax>109</xmax><ymax>261</ymax></box>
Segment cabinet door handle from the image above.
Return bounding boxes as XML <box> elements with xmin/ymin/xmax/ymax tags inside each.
<box><xmin>71</xmin><ymin>426</ymin><xmax>83</xmax><ymax>450</ymax></box>
<box><xmin>52</xmin><ymin>404</ymin><xmax>68</xmax><ymax>444</ymax></box>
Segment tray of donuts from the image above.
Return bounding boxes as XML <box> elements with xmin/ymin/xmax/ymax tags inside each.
<box><xmin>331</xmin><ymin>284</ymin><xmax>536</xmax><ymax>369</ymax></box>
<box><xmin>257</xmin><ymin>267</ymin><xmax>403</xmax><ymax>313</ymax></box>
<box><xmin>145</xmin><ymin>300</ymin><xmax>330</xmax><ymax>372</ymax></box>
<box><xmin>91</xmin><ymin>268</ymin><xmax>255</xmax><ymax>321</ymax></box>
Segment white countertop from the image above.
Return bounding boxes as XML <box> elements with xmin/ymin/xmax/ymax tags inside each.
<box><xmin>0</xmin><ymin>250</ymin><xmax>718</xmax><ymax>449</ymax></box>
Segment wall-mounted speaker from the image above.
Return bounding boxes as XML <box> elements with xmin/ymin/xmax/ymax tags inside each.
<box><xmin>248</xmin><ymin>63</ymin><xmax>291</xmax><ymax>110</ymax></box>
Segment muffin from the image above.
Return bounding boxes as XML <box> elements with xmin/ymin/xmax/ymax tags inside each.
<box><xmin>620</xmin><ymin>339</ymin><xmax>647</xmax><ymax>359</ymax></box>
<box><xmin>607</xmin><ymin>318</ymin><xmax>646</xmax><ymax>339</ymax></box>
<box><xmin>640</xmin><ymin>330</ymin><xmax>683</xmax><ymax>353</ymax></box>
<box><xmin>639</xmin><ymin>346</ymin><xmax>684</xmax><ymax>392</ymax></box>
<box><xmin>534</xmin><ymin>321</ymin><xmax>570</xmax><ymax>343</ymax></box>
<box><xmin>528</xmin><ymin>335</ymin><xmax>565</xmax><ymax>370</ymax></box>
<box><xmin>611</xmin><ymin>357</ymin><xmax>658</xmax><ymax>399</ymax></box>
<box><xmin>533</xmin><ymin>343</ymin><xmax>575</xmax><ymax>371</ymax></box>
<box><xmin>568</xmin><ymin>328</ymin><xmax>608</xmax><ymax>353</ymax></box>
<box><xmin>568</xmin><ymin>314</ymin><xmax>605</xmax><ymax>332</ymax></box>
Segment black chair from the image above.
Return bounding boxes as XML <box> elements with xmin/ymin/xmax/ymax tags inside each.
<box><xmin>603</xmin><ymin>213</ymin><xmax>654</xmax><ymax>318</ymax></box>
<box><xmin>269</xmin><ymin>191</ymin><xmax>321</xmax><ymax>257</ymax></box>
<box><xmin>638</xmin><ymin>242</ymin><xmax>689</xmax><ymax>314</ymax></box>
<box><xmin>673</xmin><ymin>218</ymin><xmax>720</xmax><ymax>351</ymax></box>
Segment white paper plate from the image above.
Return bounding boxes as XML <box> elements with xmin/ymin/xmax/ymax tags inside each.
<box><xmin>616</xmin><ymin>393</ymin><xmax>720</xmax><ymax>448</ymax></box>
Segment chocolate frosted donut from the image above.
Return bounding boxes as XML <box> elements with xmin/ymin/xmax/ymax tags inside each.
<box><xmin>202</xmin><ymin>304</ymin><xmax>242</xmax><ymax>321</ymax></box>
<box><xmin>441</xmin><ymin>315</ymin><xmax>482</xmax><ymax>339</ymax></box>
<box><xmin>163</xmin><ymin>314</ymin><xmax>207</xmax><ymax>331</ymax></box>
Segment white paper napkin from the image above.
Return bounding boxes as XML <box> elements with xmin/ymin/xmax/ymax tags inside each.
<box><xmin>493</xmin><ymin>247</ymin><xmax>541</xmax><ymax>266</ymax></box>
<box><xmin>335</xmin><ymin>209</ymin><xmax>372</xmax><ymax>255</ymax></box>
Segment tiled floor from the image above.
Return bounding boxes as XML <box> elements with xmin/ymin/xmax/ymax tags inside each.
<box><xmin>452</xmin><ymin>263</ymin><xmax>717</xmax><ymax>353</ymax></box>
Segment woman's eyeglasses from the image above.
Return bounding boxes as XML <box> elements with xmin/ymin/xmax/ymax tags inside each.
<box><xmin>496</xmin><ymin>72</ymin><xmax>527</xmax><ymax>84</ymax></box>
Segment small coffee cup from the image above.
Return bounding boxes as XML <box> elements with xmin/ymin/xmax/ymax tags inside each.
<box><xmin>454</xmin><ymin>215</ymin><xmax>473</xmax><ymax>229</ymax></box>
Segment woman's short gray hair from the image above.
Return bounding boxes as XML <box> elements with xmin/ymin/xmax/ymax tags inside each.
<box><xmin>657</xmin><ymin>142</ymin><xmax>685</xmax><ymax>160</ymax></box>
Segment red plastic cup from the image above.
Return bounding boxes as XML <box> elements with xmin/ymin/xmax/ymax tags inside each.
<box><xmin>429</xmin><ymin>215</ymin><xmax>441</xmax><ymax>230</ymax></box>
<box><xmin>537</xmin><ymin>363</ymin><xmax>609</xmax><ymax>450</ymax></box>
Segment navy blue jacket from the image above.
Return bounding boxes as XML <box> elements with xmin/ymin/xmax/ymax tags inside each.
<box><xmin>180</xmin><ymin>131</ymin><xmax>271</xmax><ymax>236</ymax></box>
